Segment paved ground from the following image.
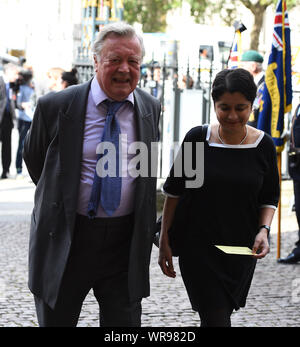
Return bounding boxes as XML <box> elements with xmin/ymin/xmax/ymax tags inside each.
<box><xmin>1</xmin><ymin>176</ymin><xmax>300</xmax><ymax>327</ymax></box>
<box><xmin>0</xmin><ymin>129</ymin><xmax>300</xmax><ymax>327</ymax></box>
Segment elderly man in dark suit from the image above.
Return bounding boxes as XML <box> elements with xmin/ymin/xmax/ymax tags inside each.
<box><xmin>24</xmin><ymin>22</ymin><xmax>161</xmax><ymax>327</ymax></box>
<box><xmin>240</xmin><ymin>50</ymin><xmax>265</xmax><ymax>129</ymax></box>
<box><xmin>0</xmin><ymin>75</ymin><xmax>5</xmax><ymax>125</ymax></box>
<box><xmin>0</xmin><ymin>64</ymin><xmax>18</xmax><ymax>178</ymax></box>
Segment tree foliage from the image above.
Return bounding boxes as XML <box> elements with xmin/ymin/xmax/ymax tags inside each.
<box><xmin>122</xmin><ymin>0</ymin><xmax>298</xmax><ymax>49</ymax></box>
<box><xmin>123</xmin><ymin>0</ymin><xmax>181</xmax><ymax>33</ymax></box>
<box><xmin>187</xmin><ymin>0</ymin><xmax>297</xmax><ymax>23</ymax></box>
<box><xmin>186</xmin><ymin>0</ymin><xmax>298</xmax><ymax>50</ymax></box>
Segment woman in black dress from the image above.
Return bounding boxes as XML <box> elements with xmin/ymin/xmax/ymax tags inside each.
<box><xmin>158</xmin><ymin>68</ymin><xmax>280</xmax><ymax>327</ymax></box>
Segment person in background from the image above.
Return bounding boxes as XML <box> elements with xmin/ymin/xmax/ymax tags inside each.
<box><xmin>15</xmin><ymin>69</ymin><xmax>35</xmax><ymax>178</ymax></box>
<box><xmin>0</xmin><ymin>63</ymin><xmax>18</xmax><ymax>179</ymax></box>
<box><xmin>46</xmin><ymin>67</ymin><xmax>64</xmax><ymax>93</ymax></box>
<box><xmin>178</xmin><ymin>74</ymin><xmax>194</xmax><ymax>90</ymax></box>
<box><xmin>23</xmin><ymin>22</ymin><xmax>160</xmax><ymax>327</ymax></box>
<box><xmin>159</xmin><ymin>68</ymin><xmax>279</xmax><ymax>327</ymax></box>
<box><xmin>241</xmin><ymin>50</ymin><xmax>265</xmax><ymax>128</ymax></box>
<box><xmin>61</xmin><ymin>68</ymin><xmax>79</xmax><ymax>89</ymax></box>
<box><xmin>278</xmin><ymin>103</ymin><xmax>300</xmax><ymax>264</ymax></box>
<box><xmin>144</xmin><ymin>61</ymin><xmax>162</xmax><ymax>100</ymax></box>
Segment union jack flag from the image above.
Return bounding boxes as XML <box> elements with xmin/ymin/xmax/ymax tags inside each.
<box><xmin>257</xmin><ymin>0</ymin><xmax>292</xmax><ymax>152</ymax></box>
<box><xmin>228</xmin><ymin>30</ymin><xmax>242</xmax><ymax>69</ymax></box>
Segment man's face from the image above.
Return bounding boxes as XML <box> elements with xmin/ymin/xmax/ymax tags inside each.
<box><xmin>94</xmin><ymin>34</ymin><xmax>142</xmax><ymax>101</ymax></box>
<box><xmin>241</xmin><ymin>61</ymin><xmax>256</xmax><ymax>75</ymax></box>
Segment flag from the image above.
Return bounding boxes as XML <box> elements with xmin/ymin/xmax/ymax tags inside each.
<box><xmin>228</xmin><ymin>30</ymin><xmax>242</xmax><ymax>69</ymax></box>
<box><xmin>257</xmin><ymin>0</ymin><xmax>292</xmax><ymax>152</ymax></box>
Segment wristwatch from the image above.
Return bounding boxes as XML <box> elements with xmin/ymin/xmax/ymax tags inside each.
<box><xmin>259</xmin><ymin>225</ymin><xmax>271</xmax><ymax>235</ymax></box>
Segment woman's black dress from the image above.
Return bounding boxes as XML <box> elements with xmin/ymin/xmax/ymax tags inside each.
<box><xmin>163</xmin><ymin>125</ymin><xmax>280</xmax><ymax>311</ymax></box>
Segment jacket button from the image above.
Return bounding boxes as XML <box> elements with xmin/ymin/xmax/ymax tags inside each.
<box><xmin>52</xmin><ymin>202</ymin><xmax>59</xmax><ymax>208</ymax></box>
<box><xmin>49</xmin><ymin>231</ymin><xmax>54</xmax><ymax>237</ymax></box>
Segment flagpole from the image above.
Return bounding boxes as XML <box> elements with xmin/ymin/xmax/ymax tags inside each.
<box><xmin>277</xmin><ymin>153</ymin><xmax>282</xmax><ymax>259</ymax></box>
<box><xmin>237</xmin><ymin>30</ymin><xmax>242</xmax><ymax>67</ymax></box>
<box><xmin>227</xmin><ymin>31</ymin><xmax>236</xmax><ymax>67</ymax></box>
<box><xmin>282</xmin><ymin>1</ymin><xmax>287</xmax><ymax>113</ymax></box>
<box><xmin>256</xmin><ymin>0</ymin><xmax>292</xmax><ymax>259</ymax></box>
<box><xmin>276</xmin><ymin>1</ymin><xmax>286</xmax><ymax>259</ymax></box>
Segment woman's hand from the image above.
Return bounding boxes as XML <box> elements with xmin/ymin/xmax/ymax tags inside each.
<box><xmin>253</xmin><ymin>207</ymin><xmax>275</xmax><ymax>259</ymax></box>
<box><xmin>158</xmin><ymin>238</ymin><xmax>176</xmax><ymax>278</ymax></box>
<box><xmin>252</xmin><ymin>229</ymin><xmax>270</xmax><ymax>259</ymax></box>
<box><xmin>158</xmin><ymin>196</ymin><xmax>179</xmax><ymax>278</ymax></box>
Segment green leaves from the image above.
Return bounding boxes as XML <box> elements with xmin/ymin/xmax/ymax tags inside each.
<box><xmin>123</xmin><ymin>0</ymin><xmax>181</xmax><ymax>33</ymax></box>
<box><xmin>123</xmin><ymin>0</ymin><xmax>298</xmax><ymax>48</ymax></box>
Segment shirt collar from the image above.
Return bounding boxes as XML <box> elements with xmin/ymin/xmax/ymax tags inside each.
<box><xmin>91</xmin><ymin>76</ymin><xmax>134</xmax><ymax>106</ymax></box>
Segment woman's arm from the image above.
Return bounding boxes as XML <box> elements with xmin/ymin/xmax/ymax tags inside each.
<box><xmin>158</xmin><ymin>196</ymin><xmax>179</xmax><ymax>278</ymax></box>
<box><xmin>253</xmin><ymin>135</ymin><xmax>279</xmax><ymax>259</ymax></box>
<box><xmin>252</xmin><ymin>207</ymin><xmax>276</xmax><ymax>259</ymax></box>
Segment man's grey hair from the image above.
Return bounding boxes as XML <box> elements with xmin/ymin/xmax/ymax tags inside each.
<box><xmin>241</xmin><ymin>61</ymin><xmax>263</xmax><ymax>74</ymax></box>
<box><xmin>92</xmin><ymin>22</ymin><xmax>145</xmax><ymax>61</ymax></box>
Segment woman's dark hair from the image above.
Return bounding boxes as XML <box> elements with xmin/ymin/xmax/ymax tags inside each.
<box><xmin>19</xmin><ymin>70</ymin><xmax>33</xmax><ymax>85</ymax></box>
<box><xmin>61</xmin><ymin>68</ymin><xmax>78</xmax><ymax>87</ymax></box>
<box><xmin>211</xmin><ymin>68</ymin><xmax>257</xmax><ymax>105</ymax></box>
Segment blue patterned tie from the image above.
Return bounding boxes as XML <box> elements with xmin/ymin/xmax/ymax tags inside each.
<box><xmin>87</xmin><ymin>100</ymin><xmax>125</xmax><ymax>218</ymax></box>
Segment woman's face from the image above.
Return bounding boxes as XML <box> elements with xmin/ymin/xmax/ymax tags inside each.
<box><xmin>214</xmin><ymin>92</ymin><xmax>252</xmax><ymax>130</ymax></box>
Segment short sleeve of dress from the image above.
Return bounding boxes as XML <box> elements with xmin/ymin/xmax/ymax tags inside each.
<box><xmin>258</xmin><ymin>134</ymin><xmax>280</xmax><ymax>209</ymax></box>
<box><xmin>162</xmin><ymin>153</ymin><xmax>185</xmax><ymax>197</ymax></box>
<box><xmin>163</xmin><ymin>126</ymin><xmax>204</xmax><ymax>197</ymax></box>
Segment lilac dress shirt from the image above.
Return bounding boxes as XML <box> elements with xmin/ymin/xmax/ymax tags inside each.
<box><xmin>77</xmin><ymin>77</ymin><xmax>137</xmax><ymax>217</ymax></box>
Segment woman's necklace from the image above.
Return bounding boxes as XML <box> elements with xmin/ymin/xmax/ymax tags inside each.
<box><xmin>217</xmin><ymin>125</ymin><xmax>248</xmax><ymax>145</ymax></box>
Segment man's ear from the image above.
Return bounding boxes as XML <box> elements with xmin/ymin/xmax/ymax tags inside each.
<box><xmin>93</xmin><ymin>55</ymin><xmax>98</xmax><ymax>73</ymax></box>
<box><xmin>250</xmin><ymin>62</ymin><xmax>257</xmax><ymax>74</ymax></box>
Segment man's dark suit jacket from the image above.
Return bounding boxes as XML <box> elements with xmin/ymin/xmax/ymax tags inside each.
<box><xmin>23</xmin><ymin>80</ymin><xmax>161</xmax><ymax>309</ymax></box>
<box><xmin>0</xmin><ymin>76</ymin><xmax>16</xmax><ymax>126</ymax></box>
<box><xmin>0</xmin><ymin>77</ymin><xmax>6</xmax><ymax>123</ymax></box>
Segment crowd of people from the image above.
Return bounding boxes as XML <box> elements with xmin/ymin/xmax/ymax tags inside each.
<box><xmin>0</xmin><ymin>64</ymin><xmax>78</xmax><ymax>179</ymax></box>
<box><xmin>0</xmin><ymin>21</ymin><xmax>299</xmax><ymax>327</ymax></box>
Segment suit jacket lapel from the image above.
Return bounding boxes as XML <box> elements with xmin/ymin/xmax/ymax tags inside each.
<box><xmin>133</xmin><ymin>89</ymin><xmax>154</xmax><ymax>215</ymax></box>
<box><xmin>134</xmin><ymin>89</ymin><xmax>155</xmax><ymax>145</ymax></box>
<box><xmin>58</xmin><ymin>81</ymin><xmax>91</xmax><ymax>220</ymax></box>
